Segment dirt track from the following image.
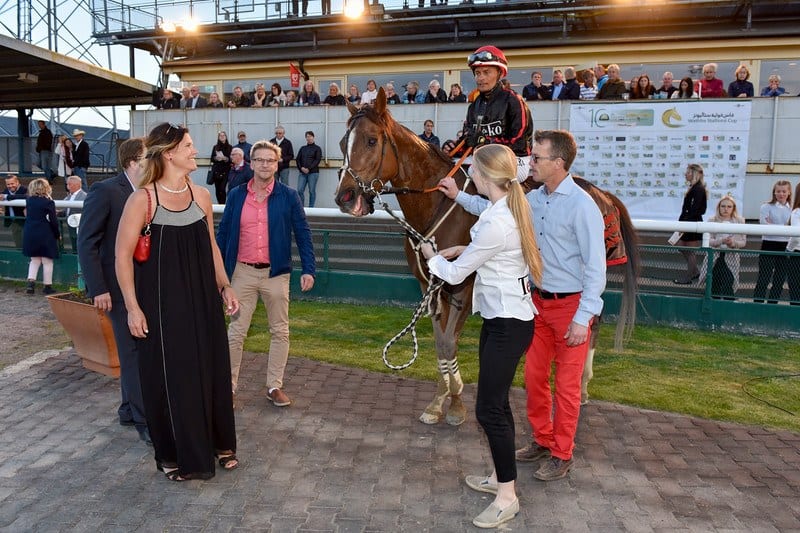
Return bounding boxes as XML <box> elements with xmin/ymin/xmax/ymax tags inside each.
<box><xmin>0</xmin><ymin>281</ymin><xmax>70</xmax><ymax>369</ymax></box>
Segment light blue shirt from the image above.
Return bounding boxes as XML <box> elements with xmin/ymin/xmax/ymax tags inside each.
<box><xmin>455</xmin><ymin>174</ymin><xmax>606</xmax><ymax>326</ymax></box>
<box><xmin>551</xmin><ymin>83</ymin><xmax>563</xmax><ymax>100</ymax></box>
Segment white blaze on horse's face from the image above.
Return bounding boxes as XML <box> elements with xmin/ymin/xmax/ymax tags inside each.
<box><xmin>346</xmin><ymin>127</ymin><xmax>356</xmax><ymax>170</ymax></box>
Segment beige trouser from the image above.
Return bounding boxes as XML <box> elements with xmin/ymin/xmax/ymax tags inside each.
<box><xmin>228</xmin><ymin>262</ymin><xmax>290</xmax><ymax>392</ymax></box>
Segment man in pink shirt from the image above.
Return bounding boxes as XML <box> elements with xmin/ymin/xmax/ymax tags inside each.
<box><xmin>216</xmin><ymin>140</ymin><xmax>316</xmax><ymax>407</ymax></box>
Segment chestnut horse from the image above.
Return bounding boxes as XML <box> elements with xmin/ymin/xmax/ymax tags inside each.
<box><xmin>335</xmin><ymin>88</ymin><xmax>639</xmax><ymax>425</ymax></box>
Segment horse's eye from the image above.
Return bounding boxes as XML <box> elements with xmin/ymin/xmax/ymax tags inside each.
<box><xmin>367</xmin><ymin>138</ymin><xmax>377</xmax><ymax>147</ymax></box>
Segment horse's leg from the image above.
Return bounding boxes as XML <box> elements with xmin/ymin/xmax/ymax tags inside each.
<box><xmin>419</xmin><ymin>295</ymin><xmax>468</xmax><ymax>426</ymax></box>
<box><xmin>581</xmin><ymin>315</ymin><xmax>601</xmax><ymax>405</ymax></box>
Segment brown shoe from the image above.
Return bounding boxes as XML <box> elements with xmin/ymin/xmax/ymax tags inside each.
<box><xmin>534</xmin><ymin>457</ymin><xmax>574</xmax><ymax>481</ymax></box>
<box><xmin>268</xmin><ymin>388</ymin><xmax>291</xmax><ymax>407</ymax></box>
<box><xmin>515</xmin><ymin>441</ymin><xmax>551</xmax><ymax>462</ymax></box>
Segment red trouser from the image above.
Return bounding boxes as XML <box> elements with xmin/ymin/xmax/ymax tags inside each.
<box><xmin>524</xmin><ymin>293</ymin><xmax>591</xmax><ymax>460</ymax></box>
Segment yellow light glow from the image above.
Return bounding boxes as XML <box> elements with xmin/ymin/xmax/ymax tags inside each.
<box><xmin>344</xmin><ymin>0</ymin><xmax>364</xmax><ymax>19</ymax></box>
<box><xmin>182</xmin><ymin>18</ymin><xmax>199</xmax><ymax>32</ymax></box>
<box><xmin>161</xmin><ymin>21</ymin><xmax>177</xmax><ymax>33</ymax></box>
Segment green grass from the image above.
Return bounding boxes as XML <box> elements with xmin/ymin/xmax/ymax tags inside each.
<box><xmin>244</xmin><ymin>299</ymin><xmax>800</xmax><ymax>433</ymax></box>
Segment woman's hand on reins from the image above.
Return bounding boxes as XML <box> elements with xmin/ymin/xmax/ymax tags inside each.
<box><xmin>437</xmin><ymin>177</ymin><xmax>459</xmax><ymax>199</ymax></box>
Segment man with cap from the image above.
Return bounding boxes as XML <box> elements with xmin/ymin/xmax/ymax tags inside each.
<box><xmin>72</xmin><ymin>128</ymin><xmax>90</xmax><ymax>191</ymax></box>
<box><xmin>235</xmin><ymin>131</ymin><xmax>252</xmax><ymax>163</ymax></box>
<box><xmin>444</xmin><ymin>45</ymin><xmax>533</xmax><ymax>182</ymax></box>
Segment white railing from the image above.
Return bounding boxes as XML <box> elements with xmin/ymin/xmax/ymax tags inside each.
<box><xmin>3</xmin><ymin>200</ymin><xmax>800</xmax><ymax>243</ymax></box>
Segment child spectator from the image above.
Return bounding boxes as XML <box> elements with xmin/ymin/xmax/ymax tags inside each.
<box><xmin>754</xmin><ymin>180</ymin><xmax>792</xmax><ymax>302</ymax></box>
<box><xmin>22</xmin><ymin>178</ymin><xmax>60</xmax><ymax>294</ymax></box>
<box><xmin>707</xmin><ymin>196</ymin><xmax>747</xmax><ymax>299</ymax></box>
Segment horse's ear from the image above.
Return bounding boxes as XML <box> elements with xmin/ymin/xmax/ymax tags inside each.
<box><xmin>374</xmin><ymin>87</ymin><xmax>387</xmax><ymax>114</ymax></box>
<box><xmin>346</xmin><ymin>100</ymin><xmax>359</xmax><ymax>116</ymax></box>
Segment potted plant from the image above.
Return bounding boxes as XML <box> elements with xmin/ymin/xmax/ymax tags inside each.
<box><xmin>46</xmin><ymin>289</ymin><xmax>120</xmax><ymax>378</ymax></box>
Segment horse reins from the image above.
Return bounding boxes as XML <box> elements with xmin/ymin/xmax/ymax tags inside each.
<box><xmin>341</xmin><ymin>115</ymin><xmax>474</xmax><ymax>370</ymax></box>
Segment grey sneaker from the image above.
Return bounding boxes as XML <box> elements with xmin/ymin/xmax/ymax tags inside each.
<box><xmin>534</xmin><ymin>456</ymin><xmax>573</xmax><ymax>481</ymax></box>
<box><xmin>465</xmin><ymin>475</ymin><xmax>497</xmax><ymax>495</ymax></box>
<box><xmin>472</xmin><ymin>498</ymin><xmax>519</xmax><ymax>529</ymax></box>
<box><xmin>515</xmin><ymin>441</ymin><xmax>551</xmax><ymax>462</ymax></box>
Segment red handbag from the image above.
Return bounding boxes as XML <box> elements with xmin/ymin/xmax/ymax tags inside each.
<box><xmin>133</xmin><ymin>189</ymin><xmax>152</xmax><ymax>263</ymax></box>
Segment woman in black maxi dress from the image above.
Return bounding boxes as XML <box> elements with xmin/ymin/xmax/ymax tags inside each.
<box><xmin>116</xmin><ymin>123</ymin><xmax>240</xmax><ymax>481</ymax></box>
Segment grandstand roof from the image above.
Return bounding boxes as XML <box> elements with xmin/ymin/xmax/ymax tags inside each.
<box><xmin>97</xmin><ymin>0</ymin><xmax>800</xmax><ymax>67</ymax></box>
<box><xmin>0</xmin><ymin>34</ymin><xmax>154</xmax><ymax>111</ymax></box>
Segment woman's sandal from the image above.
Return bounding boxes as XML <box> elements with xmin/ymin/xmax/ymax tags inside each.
<box><xmin>217</xmin><ymin>453</ymin><xmax>239</xmax><ymax>471</ymax></box>
<box><xmin>164</xmin><ymin>469</ymin><xmax>187</xmax><ymax>482</ymax></box>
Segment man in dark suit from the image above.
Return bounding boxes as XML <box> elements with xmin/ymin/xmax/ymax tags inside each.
<box><xmin>77</xmin><ymin>137</ymin><xmax>151</xmax><ymax>446</ymax></box>
<box><xmin>71</xmin><ymin>128</ymin><xmax>91</xmax><ymax>191</ymax></box>
<box><xmin>186</xmin><ymin>85</ymin><xmax>207</xmax><ymax>109</ymax></box>
<box><xmin>1</xmin><ymin>175</ymin><xmax>27</xmax><ymax>248</ymax></box>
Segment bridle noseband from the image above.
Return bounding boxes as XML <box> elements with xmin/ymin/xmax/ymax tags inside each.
<box><xmin>339</xmin><ymin>110</ymin><xmax>399</xmax><ymax>198</ymax></box>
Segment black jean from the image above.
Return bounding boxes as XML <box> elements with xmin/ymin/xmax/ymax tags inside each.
<box><xmin>476</xmin><ymin>316</ymin><xmax>534</xmax><ymax>483</ymax></box>
<box><xmin>753</xmin><ymin>240</ymin><xmax>788</xmax><ymax>302</ymax></box>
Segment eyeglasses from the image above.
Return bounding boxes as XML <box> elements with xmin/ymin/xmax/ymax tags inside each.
<box><xmin>251</xmin><ymin>157</ymin><xmax>278</xmax><ymax>165</ymax></box>
<box><xmin>532</xmin><ymin>155</ymin><xmax>559</xmax><ymax>164</ymax></box>
<box><xmin>165</xmin><ymin>123</ymin><xmax>185</xmax><ymax>135</ymax></box>
<box><xmin>468</xmin><ymin>50</ymin><xmax>505</xmax><ymax>64</ymax></box>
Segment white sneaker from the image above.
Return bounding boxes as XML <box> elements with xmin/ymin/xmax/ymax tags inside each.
<box><xmin>472</xmin><ymin>498</ymin><xmax>519</xmax><ymax>528</ymax></box>
<box><xmin>465</xmin><ymin>475</ymin><xmax>498</xmax><ymax>495</ymax></box>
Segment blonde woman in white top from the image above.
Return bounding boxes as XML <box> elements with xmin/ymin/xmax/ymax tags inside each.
<box><xmin>708</xmin><ymin>195</ymin><xmax>747</xmax><ymax>299</ymax></box>
<box><xmin>785</xmin><ymin>182</ymin><xmax>800</xmax><ymax>304</ymax></box>
<box><xmin>754</xmin><ymin>180</ymin><xmax>792</xmax><ymax>302</ymax></box>
<box><xmin>421</xmin><ymin>144</ymin><xmax>543</xmax><ymax>529</ymax></box>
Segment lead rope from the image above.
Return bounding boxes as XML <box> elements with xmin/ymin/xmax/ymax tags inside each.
<box><xmin>379</xmin><ymin>197</ymin><xmax>445</xmax><ymax>370</ymax></box>
<box><xmin>378</xmin><ymin>157</ymin><xmax>472</xmax><ymax>370</ymax></box>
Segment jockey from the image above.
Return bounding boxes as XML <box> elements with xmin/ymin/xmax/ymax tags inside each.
<box><xmin>444</xmin><ymin>45</ymin><xmax>533</xmax><ymax>182</ymax></box>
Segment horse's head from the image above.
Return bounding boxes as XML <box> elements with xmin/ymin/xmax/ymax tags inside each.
<box><xmin>335</xmin><ymin>88</ymin><xmax>400</xmax><ymax>217</ymax></box>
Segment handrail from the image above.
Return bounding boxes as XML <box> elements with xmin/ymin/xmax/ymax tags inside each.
<box><xmin>3</xmin><ymin>201</ymin><xmax>800</xmax><ymax>238</ymax></box>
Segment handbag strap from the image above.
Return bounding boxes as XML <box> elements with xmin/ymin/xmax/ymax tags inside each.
<box><xmin>143</xmin><ymin>188</ymin><xmax>152</xmax><ymax>234</ymax></box>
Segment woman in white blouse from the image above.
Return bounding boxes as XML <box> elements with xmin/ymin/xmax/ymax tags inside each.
<box><xmin>359</xmin><ymin>79</ymin><xmax>378</xmax><ymax>106</ymax></box>
<box><xmin>707</xmin><ymin>195</ymin><xmax>747</xmax><ymax>299</ymax></box>
<box><xmin>421</xmin><ymin>144</ymin><xmax>543</xmax><ymax>529</ymax></box>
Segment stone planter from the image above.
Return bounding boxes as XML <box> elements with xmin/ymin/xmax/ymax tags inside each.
<box><xmin>46</xmin><ymin>292</ymin><xmax>120</xmax><ymax>378</ymax></box>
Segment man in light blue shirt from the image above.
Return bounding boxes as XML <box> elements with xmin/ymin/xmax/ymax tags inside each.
<box><xmin>439</xmin><ymin>129</ymin><xmax>606</xmax><ymax>482</ymax></box>
<box><xmin>550</xmin><ymin>70</ymin><xmax>564</xmax><ymax>100</ymax></box>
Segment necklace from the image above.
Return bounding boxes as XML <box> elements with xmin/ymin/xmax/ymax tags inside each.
<box><xmin>158</xmin><ymin>181</ymin><xmax>189</xmax><ymax>194</ymax></box>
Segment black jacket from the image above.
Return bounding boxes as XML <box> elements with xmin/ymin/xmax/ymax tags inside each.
<box><xmin>296</xmin><ymin>143</ymin><xmax>322</xmax><ymax>174</ymax></box>
<box><xmin>36</xmin><ymin>127</ymin><xmax>54</xmax><ymax>153</ymax></box>
<box><xmin>424</xmin><ymin>88</ymin><xmax>448</xmax><ymax>104</ymax></box>
<box><xmin>462</xmin><ymin>84</ymin><xmax>532</xmax><ymax>157</ymax></box>
<box><xmin>558</xmin><ymin>78</ymin><xmax>582</xmax><ymax>100</ymax></box>
<box><xmin>77</xmin><ymin>172</ymin><xmax>134</xmax><ymax>301</ymax></box>
<box><xmin>73</xmin><ymin>140</ymin><xmax>90</xmax><ymax>168</ymax></box>
<box><xmin>270</xmin><ymin>137</ymin><xmax>295</xmax><ymax>172</ymax></box>
<box><xmin>522</xmin><ymin>83</ymin><xmax>551</xmax><ymax>101</ymax></box>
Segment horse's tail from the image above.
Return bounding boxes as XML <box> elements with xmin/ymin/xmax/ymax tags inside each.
<box><xmin>611</xmin><ymin>195</ymin><xmax>640</xmax><ymax>351</ymax></box>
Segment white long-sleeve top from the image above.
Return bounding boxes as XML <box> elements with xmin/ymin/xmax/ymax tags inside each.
<box><xmin>760</xmin><ymin>201</ymin><xmax>792</xmax><ymax>242</ymax></box>
<box><xmin>427</xmin><ymin>196</ymin><xmax>536</xmax><ymax>321</ymax></box>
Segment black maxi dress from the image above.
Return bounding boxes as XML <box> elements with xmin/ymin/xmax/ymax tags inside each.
<box><xmin>134</xmin><ymin>186</ymin><xmax>236</xmax><ymax>478</ymax></box>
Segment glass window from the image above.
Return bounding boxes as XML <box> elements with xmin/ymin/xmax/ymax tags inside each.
<box><xmin>760</xmin><ymin>60</ymin><xmax>800</xmax><ymax>96</ymax></box>
<box><xmin>348</xmin><ymin>73</ymin><xmax>444</xmax><ymax>99</ymax></box>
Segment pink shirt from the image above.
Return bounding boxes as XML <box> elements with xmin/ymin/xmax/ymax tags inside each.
<box><xmin>237</xmin><ymin>179</ymin><xmax>273</xmax><ymax>264</ymax></box>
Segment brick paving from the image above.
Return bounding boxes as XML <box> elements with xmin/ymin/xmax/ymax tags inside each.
<box><xmin>0</xmin><ymin>349</ymin><xmax>798</xmax><ymax>532</ymax></box>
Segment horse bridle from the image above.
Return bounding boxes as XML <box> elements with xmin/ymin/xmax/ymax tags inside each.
<box><xmin>339</xmin><ymin>110</ymin><xmax>401</xmax><ymax>197</ymax></box>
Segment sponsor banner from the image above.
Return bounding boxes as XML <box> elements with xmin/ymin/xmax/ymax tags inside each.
<box><xmin>570</xmin><ymin>101</ymin><xmax>752</xmax><ymax>220</ymax></box>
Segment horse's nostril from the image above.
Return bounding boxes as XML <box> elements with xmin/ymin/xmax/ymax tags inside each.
<box><xmin>341</xmin><ymin>190</ymin><xmax>353</xmax><ymax>203</ymax></box>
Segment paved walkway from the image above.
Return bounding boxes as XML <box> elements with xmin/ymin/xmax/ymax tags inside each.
<box><xmin>0</xmin><ymin>349</ymin><xmax>798</xmax><ymax>532</ymax></box>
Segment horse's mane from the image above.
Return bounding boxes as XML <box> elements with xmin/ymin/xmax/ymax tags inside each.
<box><xmin>352</xmin><ymin>104</ymin><xmax>454</xmax><ymax>167</ymax></box>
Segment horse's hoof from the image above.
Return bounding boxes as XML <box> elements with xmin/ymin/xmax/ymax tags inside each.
<box><xmin>419</xmin><ymin>412</ymin><xmax>441</xmax><ymax>425</ymax></box>
<box><xmin>445</xmin><ymin>413</ymin><xmax>465</xmax><ymax>426</ymax></box>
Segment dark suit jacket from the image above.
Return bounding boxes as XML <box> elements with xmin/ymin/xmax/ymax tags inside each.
<box><xmin>188</xmin><ymin>96</ymin><xmax>207</xmax><ymax>109</ymax></box>
<box><xmin>2</xmin><ymin>185</ymin><xmax>28</xmax><ymax>225</ymax></box>
<box><xmin>558</xmin><ymin>78</ymin><xmax>582</xmax><ymax>100</ymax></box>
<box><xmin>77</xmin><ymin>172</ymin><xmax>134</xmax><ymax>301</ymax></box>
<box><xmin>73</xmin><ymin>140</ymin><xmax>90</xmax><ymax>168</ymax></box>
